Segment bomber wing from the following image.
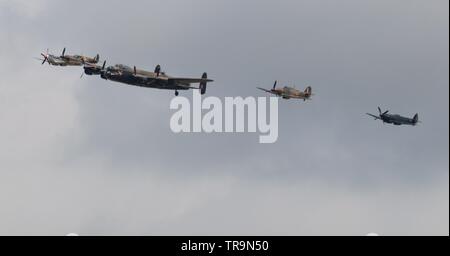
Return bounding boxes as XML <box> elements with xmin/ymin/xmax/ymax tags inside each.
<box><xmin>168</xmin><ymin>78</ymin><xmax>214</xmax><ymax>84</ymax></box>
<box><xmin>170</xmin><ymin>74</ymin><xmax>213</xmax><ymax>94</ymax></box>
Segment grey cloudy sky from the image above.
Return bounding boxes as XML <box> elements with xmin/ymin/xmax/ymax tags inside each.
<box><xmin>0</xmin><ymin>0</ymin><xmax>448</xmax><ymax>235</ymax></box>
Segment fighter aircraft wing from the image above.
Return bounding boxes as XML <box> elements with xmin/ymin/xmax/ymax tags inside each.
<box><xmin>257</xmin><ymin>87</ymin><xmax>274</xmax><ymax>94</ymax></box>
<box><xmin>52</xmin><ymin>58</ymin><xmax>67</xmax><ymax>64</ymax></box>
<box><xmin>289</xmin><ymin>94</ymin><xmax>306</xmax><ymax>99</ymax></box>
<box><xmin>366</xmin><ymin>113</ymin><xmax>380</xmax><ymax>120</ymax></box>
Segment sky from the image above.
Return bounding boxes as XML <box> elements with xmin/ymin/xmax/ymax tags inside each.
<box><xmin>0</xmin><ymin>0</ymin><xmax>448</xmax><ymax>235</ymax></box>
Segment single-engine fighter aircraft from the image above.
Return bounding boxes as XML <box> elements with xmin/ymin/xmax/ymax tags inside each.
<box><xmin>257</xmin><ymin>81</ymin><xmax>313</xmax><ymax>100</ymax></box>
<box><xmin>84</xmin><ymin>62</ymin><xmax>213</xmax><ymax>96</ymax></box>
<box><xmin>37</xmin><ymin>48</ymin><xmax>100</xmax><ymax>66</ymax></box>
<box><xmin>366</xmin><ymin>107</ymin><xmax>419</xmax><ymax>126</ymax></box>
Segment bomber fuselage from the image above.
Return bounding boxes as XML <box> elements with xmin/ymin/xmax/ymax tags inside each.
<box><xmin>100</xmin><ymin>65</ymin><xmax>189</xmax><ymax>90</ymax></box>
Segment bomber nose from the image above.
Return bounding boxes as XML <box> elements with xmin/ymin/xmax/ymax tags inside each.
<box><xmin>100</xmin><ymin>70</ymin><xmax>108</xmax><ymax>79</ymax></box>
<box><xmin>83</xmin><ymin>67</ymin><xmax>92</xmax><ymax>75</ymax></box>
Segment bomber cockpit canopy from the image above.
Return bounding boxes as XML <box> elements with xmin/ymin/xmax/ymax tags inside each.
<box><xmin>113</xmin><ymin>64</ymin><xmax>133</xmax><ymax>72</ymax></box>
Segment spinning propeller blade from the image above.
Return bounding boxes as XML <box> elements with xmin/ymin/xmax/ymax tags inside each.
<box><xmin>154</xmin><ymin>64</ymin><xmax>161</xmax><ymax>77</ymax></box>
<box><xmin>40</xmin><ymin>53</ymin><xmax>48</xmax><ymax>65</ymax></box>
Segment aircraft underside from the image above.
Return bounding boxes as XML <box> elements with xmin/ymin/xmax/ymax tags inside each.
<box><xmin>103</xmin><ymin>75</ymin><xmax>189</xmax><ymax>90</ymax></box>
<box><xmin>50</xmin><ymin>61</ymin><xmax>81</xmax><ymax>66</ymax></box>
<box><xmin>384</xmin><ymin>118</ymin><xmax>410</xmax><ymax>126</ymax></box>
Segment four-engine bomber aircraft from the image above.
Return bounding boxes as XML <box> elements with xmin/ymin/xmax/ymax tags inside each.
<box><xmin>84</xmin><ymin>62</ymin><xmax>213</xmax><ymax>96</ymax></box>
<box><xmin>38</xmin><ymin>48</ymin><xmax>100</xmax><ymax>66</ymax></box>
<box><xmin>367</xmin><ymin>107</ymin><xmax>419</xmax><ymax>126</ymax></box>
<box><xmin>257</xmin><ymin>81</ymin><xmax>313</xmax><ymax>100</ymax></box>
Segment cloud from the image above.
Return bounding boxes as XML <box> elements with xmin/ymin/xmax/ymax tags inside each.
<box><xmin>0</xmin><ymin>0</ymin><xmax>49</xmax><ymax>18</ymax></box>
<box><xmin>0</xmin><ymin>0</ymin><xmax>448</xmax><ymax>235</ymax></box>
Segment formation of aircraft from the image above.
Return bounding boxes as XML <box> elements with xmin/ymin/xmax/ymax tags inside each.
<box><xmin>257</xmin><ymin>81</ymin><xmax>313</xmax><ymax>100</ymax></box>
<box><xmin>367</xmin><ymin>107</ymin><xmax>419</xmax><ymax>126</ymax></box>
<box><xmin>37</xmin><ymin>47</ymin><xmax>421</xmax><ymax>126</ymax></box>
<box><xmin>38</xmin><ymin>48</ymin><xmax>99</xmax><ymax>66</ymax></box>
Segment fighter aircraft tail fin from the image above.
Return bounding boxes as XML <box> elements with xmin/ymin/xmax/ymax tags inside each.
<box><xmin>413</xmin><ymin>113</ymin><xmax>419</xmax><ymax>125</ymax></box>
<box><xmin>200</xmin><ymin>72</ymin><xmax>208</xmax><ymax>95</ymax></box>
<box><xmin>304</xmin><ymin>86</ymin><xmax>312</xmax><ymax>96</ymax></box>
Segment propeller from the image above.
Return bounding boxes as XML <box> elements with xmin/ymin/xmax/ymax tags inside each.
<box><xmin>40</xmin><ymin>49</ymin><xmax>49</xmax><ymax>65</ymax></box>
<box><xmin>378</xmin><ymin>107</ymin><xmax>389</xmax><ymax>116</ymax></box>
<box><xmin>154</xmin><ymin>64</ymin><xmax>161</xmax><ymax>77</ymax></box>
<box><xmin>134</xmin><ymin>66</ymin><xmax>137</xmax><ymax>76</ymax></box>
<box><xmin>100</xmin><ymin>60</ymin><xmax>107</xmax><ymax>77</ymax></box>
<box><xmin>272</xmin><ymin>80</ymin><xmax>277</xmax><ymax>90</ymax></box>
<box><xmin>40</xmin><ymin>54</ymin><xmax>47</xmax><ymax>65</ymax></box>
<box><xmin>61</xmin><ymin>48</ymin><xmax>66</xmax><ymax>57</ymax></box>
<box><xmin>377</xmin><ymin>107</ymin><xmax>390</xmax><ymax>124</ymax></box>
<box><xmin>80</xmin><ymin>64</ymin><xmax>89</xmax><ymax>78</ymax></box>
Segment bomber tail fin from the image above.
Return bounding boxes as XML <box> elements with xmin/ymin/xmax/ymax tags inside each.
<box><xmin>94</xmin><ymin>54</ymin><xmax>100</xmax><ymax>63</ymax></box>
<box><xmin>413</xmin><ymin>113</ymin><xmax>419</xmax><ymax>125</ymax></box>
